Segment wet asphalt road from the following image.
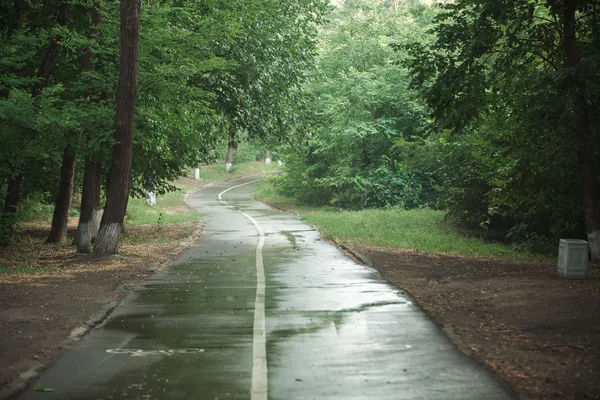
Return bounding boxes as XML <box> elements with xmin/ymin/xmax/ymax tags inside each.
<box><xmin>21</xmin><ymin>176</ymin><xmax>513</xmax><ymax>400</ymax></box>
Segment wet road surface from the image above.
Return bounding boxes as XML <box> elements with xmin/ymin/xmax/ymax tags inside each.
<box><xmin>21</xmin><ymin>176</ymin><xmax>513</xmax><ymax>399</ymax></box>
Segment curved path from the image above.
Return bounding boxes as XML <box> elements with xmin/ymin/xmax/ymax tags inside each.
<box><xmin>22</xmin><ymin>176</ymin><xmax>513</xmax><ymax>400</ymax></box>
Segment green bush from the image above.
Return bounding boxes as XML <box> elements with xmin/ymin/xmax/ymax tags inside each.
<box><xmin>17</xmin><ymin>193</ymin><xmax>54</xmax><ymax>222</ymax></box>
<box><xmin>0</xmin><ymin>213</ymin><xmax>16</xmax><ymax>246</ymax></box>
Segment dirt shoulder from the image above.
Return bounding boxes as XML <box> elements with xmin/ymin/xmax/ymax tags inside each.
<box><xmin>357</xmin><ymin>246</ymin><xmax>599</xmax><ymax>400</ymax></box>
<box><xmin>0</xmin><ymin>221</ymin><xmax>199</xmax><ymax>399</ymax></box>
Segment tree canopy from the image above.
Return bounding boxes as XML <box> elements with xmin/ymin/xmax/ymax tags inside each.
<box><xmin>0</xmin><ymin>0</ymin><xmax>329</xmax><ymax>248</ymax></box>
<box><xmin>272</xmin><ymin>0</ymin><xmax>599</xmax><ymax>258</ymax></box>
<box><xmin>1</xmin><ymin>0</ymin><xmax>598</xmax><ymax>259</ymax></box>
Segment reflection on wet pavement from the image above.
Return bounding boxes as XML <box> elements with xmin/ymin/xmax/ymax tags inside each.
<box><xmin>21</xmin><ymin>176</ymin><xmax>513</xmax><ymax>400</ymax></box>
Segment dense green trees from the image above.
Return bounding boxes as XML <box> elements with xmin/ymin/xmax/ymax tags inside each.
<box><xmin>3</xmin><ymin>0</ymin><xmax>597</xmax><ymax>258</ymax></box>
<box><xmin>0</xmin><ymin>0</ymin><xmax>328</xmax><ymax>252</ymax></box>
<box><xmin>276</xmin><ymin>3</ymin><xmax>437</xmax><ymax>209</ymax></box>
<box><xmin>275</xmin><ymin>0</ymin><xmax>598</xmax><ymax>258</ymax></box>
<box><xmin>404</xmin><ymin>0</ymin><xmax>599</xmax><ymax>258</ymax></box>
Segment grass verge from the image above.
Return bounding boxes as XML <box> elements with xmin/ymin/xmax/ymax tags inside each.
<box><xmin>126</xmin><ymin>161</ymin><xmax>281</xmax><ymax>226</ymax></box>
<box><xmin>0</xmin><ymin>162</ymin><xmax>280</xmax><ymax>276</ymax></box>
<box><xmin>254</xmin><ymin>180</ymin><xmax>541</xmax><ymax>259</ymax></box>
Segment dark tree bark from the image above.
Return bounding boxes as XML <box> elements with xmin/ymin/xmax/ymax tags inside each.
<box><xmin>562</xmin><ymin>0</ymin><xmax>600</xmax><ymax>261</ymax></box>
<box><xmin>73</xmin><ymin>2</ymin><xmax>102</xmax><ymax>252</ymax></box>
<box><xmin>3</xmin><ymin>176</ymin><xmax>23</xmax><ymax>215</ymax></box>
<box><xmin>75</xmin><ymin>158</ymin><xmax>102</xmax><ymax>253</ymax></box>
<box><xmin>47</xmin><ymin>0</ymin><xmax>103</xmax><ymax>244</ymax></box>
<box><xmin>93</xmin><ymin>0</ymin><xmax>142</xmax><ymax>256</ymax></box>
<box><xmin>46</xmin><ymin>137</ymin><xmax>79</xmax><ymax>243</ymax></box>
<box><xmin>0</xmin><ymin>175</ymin><xmax>22</xmax><ymax>242</ymax></box>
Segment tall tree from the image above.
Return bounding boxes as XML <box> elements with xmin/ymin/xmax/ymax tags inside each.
<box><xmin>74</xmin><ymin>3</ymin><xmax>104</xmax><ymax>252</ymax></box>
<box><xmin>45</xmin><ymin>133</ymin><xmax>79</xmax><ymax>243</ymax></box>
<box><xmin>2</xmin><ymin>1</ymin><xmax>70</xmax><ymax>223</ymax></box>
<box><xmin>405</xmin><ymin>0</ymin><xmax>600</xmax><ymax>259</ymax></box>
<box><xmin>225</xmin><ymin>127</ymin><xmax>236</xmax><ymax>173</ymax></box>
<box><xmin>93</xmin><ymin>0</ymin><xmax>141</xmax><ymax>256</ymax></box>
<box><xmin>560</xmin><ymin>0</ymin><xmax>600</xmax><ymax>260</ymax></box>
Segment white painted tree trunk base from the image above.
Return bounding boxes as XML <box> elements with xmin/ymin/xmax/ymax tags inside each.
<box><xmin>91</xmin><ymin>209</ymin><xmax>101</xmax><ymax>236</ymax></box>
<box><xmin>225</xmin><ymin>162</ymin><xmax>232</xmax><ymax>173</ymax></box>
<box><xmin>264</xmin><ymin>158</ymin><xmax>271</xmax><ymax>164</ymax></box>
<box><xmin>277</xmin><ymin>160</ymin><xmax>284</xmax><ymax>166</ymax></box>
<box><xmin>194</xmin><ymin>167</ymin><xmax>200</xmax><ymax>180</ymax></box>
<box><xmin>74</xmin><ymin>210</ymin><xmax>102</xmax><ymax>253</ymax></box>
<box><xmin>588</xmin><ymin>230</ymin><xmax>600</xmax><ymax>262</ymax></box>
<box><xmin>93</xmin><ymin>223</ymin><xmax>122</xmax><ymax>255</ymax></box>
<box><xmin>75</xmin><ymin>222</ymin><xmax>93</xmax><ymax>253</ymax></box>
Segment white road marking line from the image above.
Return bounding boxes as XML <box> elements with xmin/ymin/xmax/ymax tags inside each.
<box><xmin>218</xmin><ymin>180</ymin><xmax>268</xmax><ymax>400</ymax></box>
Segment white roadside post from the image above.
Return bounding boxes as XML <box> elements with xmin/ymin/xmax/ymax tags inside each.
<box><xmin>145</xmin><ymin>191</ymin><xmax>157</xmax><ymax>206</ymax></box>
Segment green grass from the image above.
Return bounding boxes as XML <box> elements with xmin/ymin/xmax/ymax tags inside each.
<box><xmin>126</xmin><ymin>190</ymin><xmax>198</xmax><ymax>226</ymax></box>
<box><xmin>254</xmin><ymin>180</ymin><xmax>539</xmax><ymax>259</ymax></box>
<box><xmin>184</xmin><ymin>161</ymin><xmax>282</xmax><ymax>191</ymax></box>
<box><xmin>126</xmin><ymin>161</ymin><xmax>281</xmax><ymax>226</ymax></box>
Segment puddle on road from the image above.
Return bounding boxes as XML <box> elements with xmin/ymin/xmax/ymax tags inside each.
<box><xmin>279</xmin><ymin>231</ymin><xmax>299</xmax><ymax>250</ymax></box>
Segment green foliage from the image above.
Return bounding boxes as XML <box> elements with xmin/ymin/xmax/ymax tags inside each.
<box><xmin>126</xmin><ymin>188</ymin><xmax>198</xmax><ymax>226</ymax></box>
<box><xmin>304</xmin><ymin>208</ymin><xmax>533</xmax><ymax>258</ymax></box>
<box><xmin>0</xmin><ymin>191</ymin><xmax>56</xmax><ymax>245</ymax></box>
<box><xmin>404</xmin><ymin>0</ymin><xmax>599</xmax><ymax>247</ymax></box>
<box><xmin>190</xmin><ymin>161</ymin><xmax>282</xmax><ymax>188</ymax></box>
<box><xmin>156</xmin><ymin>212</ymin><xmax>164</xmax><ymax>232</ymax></box>
<box><xmin>17</xmin><ymin>193</ymin><xmax>55</xmax><ymax>222</ymax></box>
<box><xmin>0</xmin><ymin>0</ymin><xmax>327</xmax><ymax>244</ymax></box>
<box><xmin>254</xmin><ymin>180</ymin><xmax>538</xmax><ymax>259</ymax></box>
<box><xmin>231</xmin><ymin>140</ymin><xmax>277</xmax><ymax>163</ymax></box>
<box><xmin>276</xmin><ymin>3</ymin><xmax>437</xmax><ymax>209</ymax></box>
<box><xmin>126</xmin><ymin>161</ymin><xmax>280</xmax><ymax>226</ymax></box>
<box><xmin>0</xmin><ymin>213</ymin><xmax>15</xmax><ymax>246</ymax></box>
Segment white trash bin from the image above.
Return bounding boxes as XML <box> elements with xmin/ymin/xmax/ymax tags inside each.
<box><xmin>558</xmin><ymin>239</ymin><xmax>589</xmax><ymax>279</ymax></box>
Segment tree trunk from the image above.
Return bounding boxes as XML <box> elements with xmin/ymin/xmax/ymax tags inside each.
<box><xmin>193</xmin><ymin>166</ymin><xmax>200</xmax><ymax>180</ymax></box>
<box><xmin>46</xmin><ymin>139</ymin><xmax>79</xmax><ymax>243</ymax></box>
<box><xmin>74</xmin><ymin>3</ymin><xmax>102</xmax><ymax>252</ymax></box>
<box><xmin>225</xmin><ymin>128</ymin><xmax>235</xmax><ymax>173</ymax></box>
<box><xmin>0</xmin><ymin>175</ymin><xmax>22</xmax><ymax>243</ymax></box>
<box><xmin>264</xmin><ymin>150</ymin><xmax>271</xmax><ymax>164</ymax></box>
<box><xmin>562</xmin><ymin>0</ymin><xmax>600</xmax><ymax>261</ymax></box>
<box><xmin>93</xmin><ymin>0</ymin><xmax>141</xmax><ymax>256</ymax></box>
<box><xmin>75</xmin><ymin>158</ymin><xmax>101</xmax><ymax>253</ymax></box>
<box><xmin>225</xmin><ymin>147</ymin><xmax>233</xmax><ymax>172</ymax></box>
<box><xmin>3</xmin><ymin>175</ymin><xmax>22</xmax><ymax>215</ymax></box>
